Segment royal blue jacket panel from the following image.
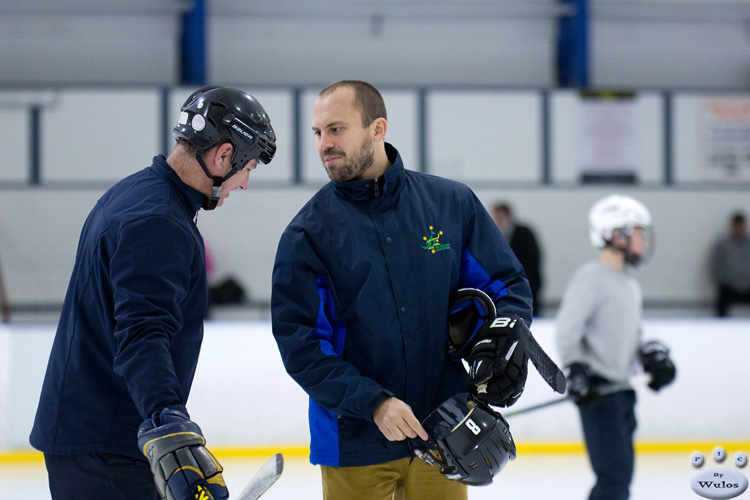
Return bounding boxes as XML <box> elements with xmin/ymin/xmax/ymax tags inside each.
<box><xmin>271</xmin><ymin>144</ymin><xmax>532</xmax><ymax>467</ymax></box>
<box><xmin>30</xmin><ymin>156</ymin><xmax>208</xmax><ymax>459</ymax></box>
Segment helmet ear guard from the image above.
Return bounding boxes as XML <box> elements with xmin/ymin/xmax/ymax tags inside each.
<box><xmin>220</xmin><ymin>112</ymin><xmax>277</xmax><ymax>169</ymax></box>
<box><xmin>410</xmin><ymin>393</ymin><xmax>516</xmax><ymax>486</ymax></box>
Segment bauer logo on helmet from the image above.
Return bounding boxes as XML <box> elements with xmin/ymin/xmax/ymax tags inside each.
<box><xmin>231</xmin><ymin>123</ymin><xmax>255</xmax><ymax>142</ymax></box>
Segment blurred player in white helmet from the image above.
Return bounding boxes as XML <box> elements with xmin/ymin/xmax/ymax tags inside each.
<box><xmin>555</xmin><ymin>194</ymin><xmax>676</xmax><ymax>500</ymax></box>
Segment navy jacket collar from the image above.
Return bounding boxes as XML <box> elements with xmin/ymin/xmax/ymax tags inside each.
<box><xmin>331</xmin><ymin>143</ymin><xmax>404</xmax><ymax>205</ymax></box>
<box><xmin>151</xmin><ymin>155</ymin><xmax>207</xmax><ymax>214</ymax></box>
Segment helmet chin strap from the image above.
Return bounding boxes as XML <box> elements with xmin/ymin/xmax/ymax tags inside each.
<box><xmin>195</xmin><ymin>153</ymin><xmax>239</xmax><ymax>210</ymax></box>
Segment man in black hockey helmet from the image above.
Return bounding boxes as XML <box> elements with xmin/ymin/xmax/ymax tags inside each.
<box><xmin>173</xmin><ymin>86</ymin><xmax>276</xmax><ymax>209</ymax></box>
<box><xmin>30</xmin><ymin>86</ymin><xmax>275</xmax><ymax>500</ymax></box>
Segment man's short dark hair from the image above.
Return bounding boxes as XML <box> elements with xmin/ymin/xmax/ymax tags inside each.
<box><xmin>731</xmin><ymin>212</ymin><xmax>746</xmax><ymax>225</ymax></box>
<box><xmin>493</xmin><ymin>203</ymin><xmax>512</xmax><ymax>216</ymax></box>
<box><xmin>319</xmin><ymin>80</ymin><xmax>387</xmax><ymax>127</ymax></box>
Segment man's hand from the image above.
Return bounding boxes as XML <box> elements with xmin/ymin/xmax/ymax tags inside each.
<box><xmin>373</xmin><ymin>397</ymin><xmax>429</xmax><ymax>442</ymax></box>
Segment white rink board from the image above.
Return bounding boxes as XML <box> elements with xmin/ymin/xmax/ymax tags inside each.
<box><xmin>1</xmin><ymin>318</ymin><xmax>748</xmax><ymax>451</ymax></box>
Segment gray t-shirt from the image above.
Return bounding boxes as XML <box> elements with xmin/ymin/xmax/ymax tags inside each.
<box><xmin>555</xmin><ymin>261</ymin><xmax>642</xmax><ymax>384</ymax></box>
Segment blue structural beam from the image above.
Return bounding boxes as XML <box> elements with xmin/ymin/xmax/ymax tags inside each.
<box><xmin>557</xmin><ymin>0</ymin><xmax>589</xmax><ymax>87</ymax></box>
<box><xmin>29</xmin><ymin>106</ymin><xmax>41</xmax><ymax>185</ymax></box>
<box><xmin>181</xmin><ymin>0</ymin><xmax>206</xmax><ymax>85</ymax></box>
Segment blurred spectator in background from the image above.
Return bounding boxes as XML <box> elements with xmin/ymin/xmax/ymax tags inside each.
<box><xmin>492</xmin><ymin>202</ymin><xmax>544</xmax><ymax>316</ymax></box>
<box><xmin>204</xmin><ymin>239</ymin><xmax>248</xmax><ymax>318</ymax></box>
<box><xmin>710</xmin><ymin>211</ymin><xmax>750</xmax><ymax>317</ymax></box>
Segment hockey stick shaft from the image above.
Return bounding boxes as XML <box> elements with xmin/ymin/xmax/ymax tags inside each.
<box><xmin>503</xmin><ymin>374</ymin><xmax>651</xmax><ymax>419</ymax></box>
<box><xmin>503</xmin><ymin>395</ymin><xmax>572</xmax><ymax>418</ymax></box>
<box><xmin>515</xmin><ymin>322</ymin><xmax>566</xmax><ymax>394</ymax></box>
<box><xmin>492</xmin><ymin>316</ymin><xmax>566</xmax><ymax>394</ymax></box>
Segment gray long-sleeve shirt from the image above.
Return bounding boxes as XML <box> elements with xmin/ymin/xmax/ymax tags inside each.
<box><xmin>555</xmin><ymin>261</ymin><xmax>642</xmax><ymax>384</ymax></box>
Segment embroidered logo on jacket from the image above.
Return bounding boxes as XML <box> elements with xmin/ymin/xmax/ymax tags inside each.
<box><xmin>421</xmin><ymin>226</ymin><xmax>451</xmax><ymax>253</ymax></box>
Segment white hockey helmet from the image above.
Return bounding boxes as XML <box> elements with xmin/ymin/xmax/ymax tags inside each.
<box><xmin>589</xmin><ymin>194</ymin><xmax>652</xmax><ymax>249</ymax></box>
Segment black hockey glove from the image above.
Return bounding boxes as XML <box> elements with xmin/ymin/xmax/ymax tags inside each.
<box><xmin>639</xmin><ymin>340</ymin><xmax>676</xmax><ymax>391</ymax></box>
<box><xmin>566</xmin><ymin>363</ymin><xmax>596</xmax><ymax>406</ymax></box>
<box><xmin>448</xmin><ymin>289</ymin><xmax>528</xmax><ymax>408</ymax></box>
<box><xmin>465</xmin><ymin>315</ymin><xmax>529</xmax><ymax>408</ymax></box>
<box><xmin>137</xmin><ymin>408</ymin><xmax>228</xmax><ymax>500</ymax></box>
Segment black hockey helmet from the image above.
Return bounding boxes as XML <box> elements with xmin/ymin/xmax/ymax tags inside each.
<box><xmin>173</xmin><ymin>86</ymin><xmax>276</xmax><ymax>209</ymax></box>
<box><xmin>173</xmin><ymin>86</ymin><xmax>277</xmax><ymax>169</ymax></box>
<box><xmin>410</xmin><ymin>393</ymin><xmax>516</xmax><ymax>486</ymax></box>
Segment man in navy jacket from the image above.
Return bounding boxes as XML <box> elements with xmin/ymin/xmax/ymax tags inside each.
<box><xmin>30</xmin><ymin>87</ymin><xmax>275</xmax><ymax>500</ymax></box>
<box><xmin>271</xmin><ymin>80</ymin><xmax>532</xmax><ymax>500</ymax></box>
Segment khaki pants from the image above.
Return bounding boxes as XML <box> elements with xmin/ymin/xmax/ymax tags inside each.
<box><xmin>321</xmin><ymin>456</ymin><xmax>468</xmax><ymax>500</ymax></box>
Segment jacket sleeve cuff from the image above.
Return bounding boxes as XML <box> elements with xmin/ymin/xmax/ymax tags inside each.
<box><xmin>366</xmin><ymin>389</ymin><xmax>395</xmax><ymax>421</ymax></box>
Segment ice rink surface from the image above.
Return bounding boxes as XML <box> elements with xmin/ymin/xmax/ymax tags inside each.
<box><xmin>0</xmin><ymin>451</ymin><xmax>702</xmax><ymax>499</ymax></box>
<box><xmin>3</xmin><ymin>315</ymin><xmax>748</xmax><ymax>499</ymax></box>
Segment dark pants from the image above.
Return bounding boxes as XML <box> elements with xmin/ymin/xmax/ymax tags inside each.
<box><xmin>530</xmin><ymin>281</ymin><xmax>543</xmax><ymax>317</ymax></box>
<box><xmin>716</xmin><ymin>285</ymin><xmax>750</xmax><ymax>317</ymax></box>
<box><xmin>45</xmin><ymin>452</ymin><xmax>160</xmax><ymax>500</ymax></box>
<box><xmin>578</xmin><ymin>390</ymin><xmax>637</xmax><ymax>500</ymax></box>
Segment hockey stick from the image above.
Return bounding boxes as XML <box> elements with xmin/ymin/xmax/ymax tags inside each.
<box><xmin>513</xmin><ymin>321</ymin><xmax>566</xmax><ymax>394</ymax></box>
<box><xmin>235</xmin><ymin>453</ymin><xmax>284</xmax><ymax>500</ymax></box>
<box><xmin>503</xmin><ymin>374</ymin><xmax>651</xmax><ymax>419</ymax></box>
<box><xmin>502</xmin><ymin>395</ymin><xmax>572</xmax><ymax>418</ymax></box>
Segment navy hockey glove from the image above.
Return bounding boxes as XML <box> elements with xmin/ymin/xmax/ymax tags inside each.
<box><xmin>565</xmin><ymin>363</ymin><xmax>596</xmax><ymax>406</ymax></box>
<box><xmin>137</xmin><ymin>408</ymin><xmax>228</xmax><ymax>500</ymax></box>
<box><xmin>448</xmin><ymin>289</ymin><xmax>528</xmax><ymax>408</ymax></box>
<box><xmin>639</xmin><ymin>340</ymin><xmax>676</xmax><ymax>391</ymax></box>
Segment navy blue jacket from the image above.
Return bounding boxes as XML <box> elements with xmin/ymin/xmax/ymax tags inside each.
<box><xmin>271</xmin><ymin>144</ymin><xmax>532</xmax><ymax>467</ymax></box>
<box><xmin>30</xmin><ymin>156</ymin><xmax>208</xmax><ymax>459</ymax></box>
